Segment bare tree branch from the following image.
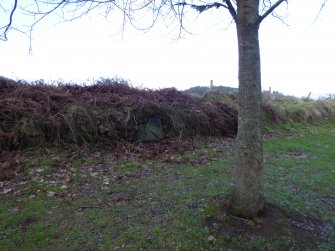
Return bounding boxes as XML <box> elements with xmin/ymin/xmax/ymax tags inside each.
<box><xmin>25</xmin><ymin>0</ymin><xmax>67</xmax><ymax>52</ymax></box>
<box><xmin>180</xmin><ymin>0</ymin><xmax>236</xmax><ymax>21</ymax></box>
<box><xmin>1</xmin><ymin>0</ymin><xmax>332</xmax><ymax>44</ymax></box>
<box><xmin>0</xmin><ymin>0</ymin><xmax>236</xmax><ymax>44</ymax></box>
<box><xmin>174</xmin><ymin>0</ymin><xmax>236</xmax><ymax>26</ymax></box>
<box><xmin>225</xmin><ymin>0</ymin><xmax>237</xmax><ymax>22</ymax></box>
<box><xmin>0</xmin><ymin>0</ymin><xmax>18</xmax><ymax>41</ymax></box>
<box><xmin>258</xmin><ymin>0</ymin><xmax>286</xmax><ymax>24</ymax></box>
<box><xmin>176</xmin><ymin>2</ymin><xmax>226</xmax><ymax>13</ymax></box>
<box><xmin>271</xmin><ymin>8</ymin><xmax>289</xmax><ymax>26</ymax></box>
<box><xmin>314</xmin><ymin>0</ymin><xmax>329</xmax><ymax>23</ymax></box>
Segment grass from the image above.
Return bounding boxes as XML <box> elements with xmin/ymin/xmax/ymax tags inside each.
<box><xmin>264</xmin><ymin>123</ymin><xmax>335</xmax><ymax>222</ymax></box>
<box><xmin>263</xmin><ymin>98</ymin><xmax>335</xmax><ymax>125</ymax></box>
<box><xmin>0</xmin><ymin>122</ymin><xmax>334</xmax><ymax>250</ymax></box>
<box><xmin>202</xmin><ymin>90</ymin><xmax>335</xmax><ymax>127</ymax></box>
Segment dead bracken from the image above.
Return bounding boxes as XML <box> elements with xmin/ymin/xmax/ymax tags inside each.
<box><xmin>0</xmin><ymin>77</ymin><xmax>237</xmax><ymax>150</ymax></box>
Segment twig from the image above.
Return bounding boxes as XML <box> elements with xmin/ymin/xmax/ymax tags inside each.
<box><xmin>77</xmin><ymin>205</ymin><xmax>103</xmax><ymax>209</ymax></box>
<box><xmin>258</xmin><ymin>0</ymin><xmax>287</xmax><ymax>24</ymax></box>
<box><xmin>229</xmin><ymin>215</ymin><xmax>254</xmax><ymax>224</ymax></box>
<box><xmin>1</xmin><ymin>0</ymin><xmax>18</xmax><ymax>41</ymax></box>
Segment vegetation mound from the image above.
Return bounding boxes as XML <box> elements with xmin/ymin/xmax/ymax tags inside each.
<box><xmin>262</xmin><ymin>96</ymin><xmax>335</xmax><ymax>125</ymax></box>
<box><xmin>0</xmin><ymin>77</ymin><xmax>237</xmax><ymax>150</ymax></box>
<box><xmin>202</xmin><ymin>91</ymin><xmax>335</xmax><ymax>126</ymax></box>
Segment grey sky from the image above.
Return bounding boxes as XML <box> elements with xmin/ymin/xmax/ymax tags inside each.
<box><xmin>0</xmin><ymin>1</ymin><xmax>334</xmax><ymax>98</ymax></box>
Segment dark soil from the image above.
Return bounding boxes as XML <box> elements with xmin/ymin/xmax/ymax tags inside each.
<box><xmin>204</xmin><ymin>197</ymin><xmax>334</xmax><ymax>250</ymax></box>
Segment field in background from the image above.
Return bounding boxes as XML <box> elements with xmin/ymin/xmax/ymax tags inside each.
<box><xmin>202</xmin><ymin>90</ymin><xmax>335</xmax><ymax>127</ymax></box>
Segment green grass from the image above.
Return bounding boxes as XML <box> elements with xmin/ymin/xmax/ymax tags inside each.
<box><xmin>0</xmin><ymin>122</ymin><xmax>334</xmax><ymax>250</ymax></box>
<box><xmin>264</xmin><ymin>123</ymin><xmax>335</xmax><ymax>222</ymax></box>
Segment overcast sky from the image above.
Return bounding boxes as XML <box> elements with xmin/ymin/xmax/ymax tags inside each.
<box><xmin>0</xmin><ymin>1</ymin><xmax>334</xmax><ymax>98</ymax></box>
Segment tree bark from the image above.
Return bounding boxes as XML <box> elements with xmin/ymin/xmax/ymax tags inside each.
<box><xmin>229</xmin><ymin>0</ymin><xmax>265</xmax><ymax>218</ymax></box>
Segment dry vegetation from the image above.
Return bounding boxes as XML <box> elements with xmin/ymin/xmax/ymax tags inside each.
<box><xmin>262</xmin><ymin>96</ymin><xmax>335</xmax><ymax>125</ymax></box>
<box><xmin>0</xmin><ymin>77</ymin><xmax>237</xmax><ymax>150</ymax></box>
<box><xmin>202</xmin><ymin>90</ymin><xmax>335</xmax><ymax>126</ymax></box>
<box><xmin>1</xmin><ymin>76</ymin><xmax>334</xmax><ymax>151</ymax></box>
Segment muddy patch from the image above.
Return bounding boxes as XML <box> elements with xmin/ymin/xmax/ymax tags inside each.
<box><xmin>204</xmin><ymin>199</ymin><xmax>334</xmax><ymax>250</ymax></box>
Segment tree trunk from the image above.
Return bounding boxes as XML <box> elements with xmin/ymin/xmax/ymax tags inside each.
<box><xmin>229</xmin><ymin>0</ymin><xmax>265</xmax><ymax>218</ymax></box>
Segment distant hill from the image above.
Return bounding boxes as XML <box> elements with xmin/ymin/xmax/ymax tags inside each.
<box><xmin>184</xmin><ymin>85</ymin><xmax>238</xmax><ymax>96</ymax></box>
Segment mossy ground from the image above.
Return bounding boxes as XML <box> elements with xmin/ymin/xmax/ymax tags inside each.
<box><xmin>0</xmin><ymin>122</ymin><xmax>334</xmax><ymax>250</ymax></box>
